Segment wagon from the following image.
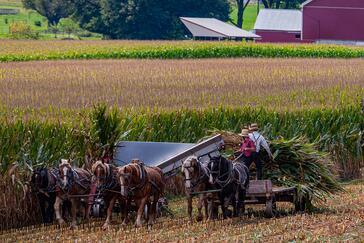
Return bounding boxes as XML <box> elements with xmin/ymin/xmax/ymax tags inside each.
<box><xmin>91</xmin><ymin>134</ymin><xmax>224</xmax><ymax>217</ymax></box>
<box><xmin>245</xmin><ymin>180</ymin><xmax>305</xmax><ymax>217</ymax></box>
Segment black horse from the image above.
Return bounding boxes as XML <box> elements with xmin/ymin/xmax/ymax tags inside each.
<box><xmin>208</xmin><ymin>156</ymin><xmax>249</xmax><ymax>219</ymax></box>
<box><xmin>30</xmin><ymin>168</ymin><xmax>59</xmax><ymax>223</ymax></box>
<box><xmin>30</xmin><ymin>167</ymin><xmax>71</xmax><ymax>224</ymax></box>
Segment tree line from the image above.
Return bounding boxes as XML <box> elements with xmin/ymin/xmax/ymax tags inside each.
<box><xmin>22</xmin><ymin>0</ymin><xmax>305</xmax><ymax>40</ymax></box>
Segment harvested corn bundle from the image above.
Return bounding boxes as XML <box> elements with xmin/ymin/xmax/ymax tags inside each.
<box><xmin>208</xmin><ymin>130</ymin><xmax>344</xmax><ymax>205</ymax></box>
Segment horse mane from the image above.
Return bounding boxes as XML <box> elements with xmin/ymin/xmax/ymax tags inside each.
<box><xmin>91</xmin><ymin>160</ymin><xmax>110</xmax><ymax>176</ymax></box>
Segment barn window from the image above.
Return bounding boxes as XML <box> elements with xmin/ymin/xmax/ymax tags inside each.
<box><xmin>295</xmin><ymin>34</ymin><xmax>301</xmax><ymax>39</ymax></box>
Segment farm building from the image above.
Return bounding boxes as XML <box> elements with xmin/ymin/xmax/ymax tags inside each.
<box><xmin>180</xmin><ymin>17</ymin><xmax>260</xmax><ymax>40</ymax></box>
<box><xmin>302</xmin><ymin>0</ymin><xmax>364</xmax><ymax>44</ymax></box>
<box><xmin>253</xmin><ymin>9</ymin><xmax>302</xmax><ymax>43</ymax></box>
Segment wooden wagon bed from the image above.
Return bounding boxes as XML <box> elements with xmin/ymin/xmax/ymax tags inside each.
<box><xmin>246</xmin><ymin>180</ymin><xmax>304</xmax><ymax>217</ymax></box>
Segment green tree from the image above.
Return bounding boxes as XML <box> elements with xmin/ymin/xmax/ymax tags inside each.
<box><xmin>72</xmin><ymin>0</ymin><xmax>230</xmax><ymax>39</ymax></box>
<box><xmin>234</xmin><ymin>0</ymin><xmax>251</xmax><ymax>28</ymax></box>
<box><xmin>261</xmin><ymin>0</ymin><xmax>305</xmax><ymax>9</ymax></box>
<box><xmin>22</xmin><ymin>0</ymin><xmax>75</xmax><ymax>26</ymax></box>
<box><xmin>59</xmin><ymin>18</ymin><xmax>80</xmax><ymax>38</ymax></box>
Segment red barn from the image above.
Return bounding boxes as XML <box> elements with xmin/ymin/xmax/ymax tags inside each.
<box><xmin>302</xmin><ymin>0</ymin><xmax>364</xmax><ymax>43</ymax></box>
<box><xmin>254</xmin><ymin>9</ymin><xmax>303</xmax><ymax>43</ymax></box>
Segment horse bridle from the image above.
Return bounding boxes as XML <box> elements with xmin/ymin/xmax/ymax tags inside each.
<box><xmin>119</xmin><ymin>164</ymin><xmax>148</xmax><ymax>196</ymax></box>
<box><xmin>210</xmin><ymin>156</ymin><xmax>233</xmax><ymax>188</ymax></box>
<box><xmin>183</xmin><ymin>159</ymin><xmax>208</xmax><ymax>190</ymax></box>
<box><xmin>95</xmin><ymin>164</ymin><xmax>117</xmax><ymax>193</ymax></box>
<box><xmin>32</xmin><ymin>168</ymin><xmax>58</xmax><ymax>197</ymax></box>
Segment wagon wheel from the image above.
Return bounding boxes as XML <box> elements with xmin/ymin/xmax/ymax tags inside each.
<box><xmin>265</xmin><ymin>197</ymin><xmax>276</xmax><ymax>218</ymax></box>
<box><xmin>295</xmin><ymin>196</ymin><xmax>310</xmax><ymax>212</ymax></box>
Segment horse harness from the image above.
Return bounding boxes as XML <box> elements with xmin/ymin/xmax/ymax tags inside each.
<box><xmin>94</xmin><ymin>164</ymin><xmax>119</xmax><ymax>194</ymax></box>
<box><xmin>121</xmin><ymin>163</ymin><xmax>161</xmax><ymax>197</ymax></box>
<box><xmin>211</xmin><ymin>157</ymin><xmax>248</xmax><ymax>189</ymax></box>
<box><xmin>183</xmin><ymin>160</ymin><xmax>209</xmax><ymax>191</ymax></box>
<box><xmin>232</xmin><ymin>162</ymin><xmax>249</xmax><ymax>190</ymax></box>
<box><xmin>33</xmin><ymin>168</ymin><xmax>59</xmax><ymax>198</ymax></box>
<box><xmin>56</xmin><ymin>168</ymin><xmax>92</xmax><ymax>195</ymax></box>
<box><xmin>211</xmin><ymin>157</ymin><xmax>234</xmax><ymax>188</ymax></box>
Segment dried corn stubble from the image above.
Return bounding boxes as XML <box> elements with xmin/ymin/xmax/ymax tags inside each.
<box><xmin>0</xmin><ymin>183</ymin><xmax>362</xmax><ymax>242</ymax></box>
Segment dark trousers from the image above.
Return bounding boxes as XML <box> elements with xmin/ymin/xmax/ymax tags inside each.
<box><xmin>244</xmin><ymin>152</ymin><xmax>263</xmax><ymax>180</ymax></box>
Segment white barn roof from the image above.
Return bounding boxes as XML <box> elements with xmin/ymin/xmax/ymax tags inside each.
<box><xmin>254</xmin><ymin>9</ymin><xmax>302</xmax><ymax>32</ymax></box>
<box><xmin>180</xmin><ymin>17</ymin><xmax>260</xmax><ymax>39</ymax></box>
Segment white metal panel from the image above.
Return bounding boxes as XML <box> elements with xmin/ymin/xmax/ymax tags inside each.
<box><xmin>301</xmin><ymin>0</ymin><xmax>314</xmax><ymax>7</ymax></box>
<box><xmin>180</xmin><ymin>17</ymin><xmax>260</xmax><ymax>38</ymax></box>
<box><xmin>180</xmin><ymin>19</ymin><xmax>225</xmax><ymax>38</ymax></box>
<box><xmin>254</xmin><ymin>9</ymin><xmax>302</xmax><ymax>32</ymax></box>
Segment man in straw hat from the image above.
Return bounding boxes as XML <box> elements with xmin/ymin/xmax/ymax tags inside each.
<box><xmin>238</xmin><ymin>129</ymin><xmax>256</xmax><ymax>166</ymax></box>
<box><xmin>248</xmin><ymin>123</ymin><xmax>273</xmax><ymax>180</ymax></box>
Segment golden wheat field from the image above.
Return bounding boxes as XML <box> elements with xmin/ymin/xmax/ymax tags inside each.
<box><xmin>0</xmin><ymin>58</ymin><xmax>363</xmax><ymax>113</ymax></box>
<box><xmin>0</xmin><ymin>183</ymin><xmax>363</xmax><ymax>242</ymax></box>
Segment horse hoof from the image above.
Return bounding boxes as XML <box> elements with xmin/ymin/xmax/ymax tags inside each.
<box><xmin>58</xmin><ymin>219</ymin><xmax>66</xmax><ymax>226</ymax></box>
<box><xmin>102</xmin><ymin>224</ymin><xmax>110</xmax><ymax>231</ymax></box>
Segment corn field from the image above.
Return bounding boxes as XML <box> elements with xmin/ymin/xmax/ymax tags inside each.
<box><xmin>1</xmin><ymin>40</ymin><xmax>364</xmax><ymax>62</ymax></box>
<box><xmin>0</xmin><ymin>59</ymin><xmax>363</xmax><ymax>112</ymax></box>
<box><xmin>0</xmin><ymin>41</ymin><xmax>363</xmax><ymax>236</ymax></box>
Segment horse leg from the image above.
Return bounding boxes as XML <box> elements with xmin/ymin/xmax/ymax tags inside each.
<box><xmin>70</xmin><ymin>198</ymin><xmax>78</xmax><ymax>229</ymax></box>
<box><xmin>48</xmin><ymin>195</ymin><xmax>56</xmax><ymax>223</ymax></box>
<box><xmin>102</xmin><ymin>196</ymin><xmax>116</xmax><ymax>230</ymax></box>
<box><xmin>145</xmin><ymin>200</ymin><xmax>151</xmax><ymax>225</ymax></box>
<box><xmin>38</xmin><ymin>195</ymin><xmax>47</xmax><ymax>223</ymax></box>
<box><xmin>224</xmin><ymin>196</ymin><xmax>232</xmax><ymax>218</ymax></box>
<box><xmin>135</xmin><ymin>197</ymin><xmax>147</xmax><ymax>227</ymax></box>
<box><xmin>54</xmin><ymin>196</ymin><xmax>65</xmax><ymax>225</ymax></box>
<box><xmin>148</xmin><ymin>193</ymin><xmax>159</xmax><ymax>225</ymax></box>
<box><xmin>196</xmin><ymin>194</ymin><xmax>204</xmax><ymax>222</ymax></box>
<box><xmin>240</xmin><ymin>189</ymin><xmax>246</xmax><ymax>215</ymax></box>
<box><xmin>121</xmin><ymin>198</ymin><xmax>129</xmax><ymax>225</ymax></box>
<box><xmin>187</xmin><ymin>196</ymin><xmax>193</xmax><ymax>222</ymax></box>
<box><xmin>233</xmin><ymin>191</ymin><xmax>239</xmax><ymax>217</ymax></box>
<box><xmin>203</xmin><ymin>195</ymin><xmax>209</xmax><ymax>220</ymax></box>
<box><xmin>219</xmin><ymin>194</ymin><xmax>227</xmax><ymax>219</ymax></box>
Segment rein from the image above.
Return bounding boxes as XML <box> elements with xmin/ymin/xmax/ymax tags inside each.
<box><xmin>184</xmin><ymin>160</ymin><xmax>208</xmax><ymax>191</ymax></box>
<box><xmin>57</xmin><ymin>167</ymin><xmax>91</xmax><ymax>194</ymax></box>
<box><xmin>94</xmin><ymin>164</ymin><xmax>118</xmax><ymax>194</ymax></box>
<box><xmin>119</xmin><ymin>163</ymin><xmax>148</xmax><ymax>197</ymax></box>
<box><xmin>33</xmin><ymin>168</ymin><xmax>58</xmax><ymax>197</ymax></box>
<box><xmin>211</xmin><ymin>157</ymin><xmax>233</xmax><ymax>188</ymax></box>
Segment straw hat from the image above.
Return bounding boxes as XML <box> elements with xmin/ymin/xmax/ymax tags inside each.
<box><xmin>249</xmin><ymin>123</ymin><xmax>259</xmax><ymax>131</ymax></box>
<box><xmin>240</xmin><ymin>129</ymin><xmax>249</xmax><ymax>137</ymax></box>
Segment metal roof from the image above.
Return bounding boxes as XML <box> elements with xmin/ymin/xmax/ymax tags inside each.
<box><xmin>301</xmin><ymin>0</ymin><xmax>314</xmax><ymax>7</ymax></box>
<box><xmin>113</xmin><ymin>135</ymin><xmax>224</xmax><ymax>176</ymax></box>
<box><xmin>114</xmin><ymin>141</ymin><xmax>195</xmax><ymax>167</ymax></box>
<box><xmin>180</xmin><ymin>17</ymin><xmax>260</xmax><ymax>39</ymax></box>
<box><xmin>254</xmin><ymin>9</ymin><xmax>302</xmax><ymax>32</ymax></box>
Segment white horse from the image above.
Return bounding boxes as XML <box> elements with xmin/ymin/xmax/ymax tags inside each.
<box><xmin>181</xmin><ymin>156</ymin><xmax>210</xmax><ymax>222</ymax></box>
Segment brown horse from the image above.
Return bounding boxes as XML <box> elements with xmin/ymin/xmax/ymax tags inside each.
<box><xmin>117</xmin><ymin>159</ymin><xmax>164</xmax><ymax>227</ymax></box>
<box><xmin>55</xmin><ymin>159</ymin><xmax>92</xmax><ymax>229</ymax></box>
<box><xmin>91</xmin><ymin>160</ymin><xmax>128</xmax><ymax>230</ymax></box>
<box><xmin>181</xmin><ymin>156</ymin><xmax>210</xmax><ymax>222</ymax></box>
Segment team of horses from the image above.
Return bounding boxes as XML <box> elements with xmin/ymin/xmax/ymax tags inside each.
<box><xmin>30</xmin><ymin>154</ymin><xmax>249</xmax><ymax>229</ymax></box>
